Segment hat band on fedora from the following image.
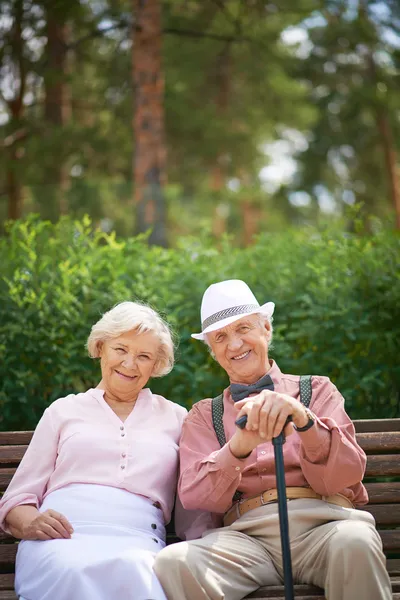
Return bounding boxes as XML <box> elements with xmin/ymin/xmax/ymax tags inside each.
<box><xmin>202</xmin><ymin>304</ymin><xmax>259</xmax><ymax>332</ymax></box>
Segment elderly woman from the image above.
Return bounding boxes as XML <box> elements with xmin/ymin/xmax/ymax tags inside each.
<box><xmin>0</xmin><ymin>302</ymin><xmax>187</xmax><ymax>600</ymax></box>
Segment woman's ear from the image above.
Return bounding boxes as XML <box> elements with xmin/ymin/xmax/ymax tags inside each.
<box><xmin>96</xmin><ymin>341</ymin><xmax>103</xmax><ymax>358</ymax></box>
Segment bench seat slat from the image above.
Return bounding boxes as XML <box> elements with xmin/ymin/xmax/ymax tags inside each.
<box><xmin>364</xmin><ymin>455</ymin><xmax>400</xmax><ymax>477</ymax></box>
<box><xmin>354</xmin><ymin>419</ymin><xmax>400</xmax><ymax>433</ymax></box>
<box><xmin>360</xmin><ymin>503</ymin><xmax>400</xmax><ymax>525</ymax></box>
<box><xmin>358</xmin><ymin>432</ymin><xmax>400</xmax><ymax>454</ymax></box>
<box><xmin>0</xmin><ymin>433</ymin><xmax>32</xmax><ymax>446</ymax></box>
<box><xmin>364</xmin><ymin>482</ymin><xmax>400</xmax><ymax>504</ymax></box>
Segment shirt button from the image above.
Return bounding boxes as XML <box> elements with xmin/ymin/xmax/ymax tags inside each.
<box><xmin>260</xmin><ymin>451</ymin><xmax>266</xmax><ymax>455</ymax></box>
<box><xmin>122</xmin><ymin>453</ymin><xmax>126</xmax><ymax>458</ymax></box>
<box><xmin>121</xmin><ymin>433</ymin><xmax>125</xmax><ymax>437</ymax></box>
<box><xmin>151</xmin><ymin>523</ymin><xmax>157</xmax><ymax>529</ymax></box>
<box><xmin>152</xmin><ymin>538</ymin><xmax>159</xmax><ymax>543</ymax></box>
<box><xmin>120</xmin><ymin>426</ymin><xmax>124</xmax><ymax>431</ymax></box>
<box><xmin>235</xmin><ymin>466</ymin><xmax>240</xmax><ymax>471</ymax></box>
<box><xmin>120</xmin><ymin>465</ymin><xmax>125</xmax><ymax>470</ymax></box>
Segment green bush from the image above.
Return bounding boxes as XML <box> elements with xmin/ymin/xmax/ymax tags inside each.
<box><xmin>0</xmin><ymin>215</ymin><xmax>399</xmax><ymax>430</ymax></box>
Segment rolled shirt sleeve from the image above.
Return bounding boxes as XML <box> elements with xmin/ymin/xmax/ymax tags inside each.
<box><xmin>0</xmin><ymin>408</ymin><xmax>59</xmax><ymax>532</ymax></box>
<box><xmin>299</xmin><ymin>376</ymin><xmax>367</xmax><ymax>497</ymax></box>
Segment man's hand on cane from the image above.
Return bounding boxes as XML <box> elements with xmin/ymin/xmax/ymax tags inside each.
<box><xmin>229</xmin><ymin>390</ymin><xmax>309</xmax><ymax>458</ymax></box>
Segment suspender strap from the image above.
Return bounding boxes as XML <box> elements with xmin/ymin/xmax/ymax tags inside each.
<box><xmin>299</xmin><ymin>375</ymin><xmax>312</xmax><ymax>407</ymax></box>
<box><xmin>211</xmin><ymin>393</ymin><xmax>226</xmax><ymax>447</ymax></box>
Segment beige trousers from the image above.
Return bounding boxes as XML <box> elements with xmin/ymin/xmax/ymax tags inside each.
<box><xmin>154</xmin><ymin>499</ymin><xmax>392</xmax><ymax>600</ymax></box>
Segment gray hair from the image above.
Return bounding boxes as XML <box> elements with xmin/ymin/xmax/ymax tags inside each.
<box><xmin>204</xmin><ymin>313</ymin><xmax>274</xmax><ymax>357</ymax></box>
<box><xmin>87</xmin><ymin>301</ymin><xmax>174</xmax><ymax>377</ymax></box>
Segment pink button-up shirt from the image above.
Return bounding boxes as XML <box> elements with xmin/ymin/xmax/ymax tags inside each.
<box><xmin>0</xmin><ymin>388</ymin><xmax>187</xmax><ymax>530</ymax></box>
<box><xmin>179</xmin><ymin>361</ymin><xmax>368</xmax><ymax>524</ymax></box>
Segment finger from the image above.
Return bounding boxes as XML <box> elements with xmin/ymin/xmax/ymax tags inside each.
<box><xmin>45</xmin><ymin>516</ymin><xmax>71</xmax><ymax>539</ymax></box>
<box><xmin>258</xmin><ymin>402</ymin><xmax>272</xmax><ymax>439</ymax></box>
<box><xmin>247</xmin><ymin>400</ymin><xmax>263</xmax><ymax>431</ymax></box>
<box><xmin>39</xmin><ymin>522</ymin><xmax>65</xmax><ymax>539</ymax></box>
<box><xmin>47</xmin><ymin>510</ymin><xmax>74</xmax><ymax>534</ymax></box>
<box><xmin>233</xmin><ymin>399</ymin><xmax>248</xmax><ymax>410</ymax></box>
<box><xmin>272</xmin><ymin>409</ymin><xmax>291</xmax><ymax>439</ymax></box>
<box><xmin>236</xmin><ymin>401</ymin><xmax>255</xmax><ymax>430</ymax></box>
<box><xmin>284</xmin><ymin>422</ymin><xmax>294</xmax><ymax>438</ymax></box>
<box><xmin>36</xmin><ymin>530</ymin><xmax>52</xmax><ymax>541</ymax></box>
<box><xmin>267</xmin><ymin>405</ymin><xmax>282</xmax><ymax>439</ymax></box>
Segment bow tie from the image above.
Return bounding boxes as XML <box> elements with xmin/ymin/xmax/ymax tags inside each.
<box><xmin>230</xmin><ymin>373</ymin><xmax>274</xmax><ymax>402</ymax></box>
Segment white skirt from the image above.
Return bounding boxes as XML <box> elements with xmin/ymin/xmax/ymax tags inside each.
<box><xmin>15</xmin><ymin>484</ymin><xmax>167</xmax><ymax>600</ymax></box>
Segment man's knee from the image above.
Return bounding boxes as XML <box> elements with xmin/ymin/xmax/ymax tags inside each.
<box><xmin>154</xmin><ymin>542</ymin><xmax>190</xmax><ymax>578</ymax></box>
<box><xmin>330</xmin><ymin>520</ymin><xmax>382</xmax><ymax>560</ymax></box>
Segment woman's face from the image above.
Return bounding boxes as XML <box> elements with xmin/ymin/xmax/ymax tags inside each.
<box><xmin>98</xmin><ymin>329</ymin><xmax>159</xmax><ymax>400</ymax></box>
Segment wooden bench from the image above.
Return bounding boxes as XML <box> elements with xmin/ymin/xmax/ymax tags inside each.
<box><xmin>1</xmin><ymin>419</ymin><xmax>399</xmax><ymax>599</ymax></box>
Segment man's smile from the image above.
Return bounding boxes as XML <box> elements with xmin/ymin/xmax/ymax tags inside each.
<box><xmin>231</xmin><ymin>350</ymin><xmax>251</xmax><ymax>361</ymax></box>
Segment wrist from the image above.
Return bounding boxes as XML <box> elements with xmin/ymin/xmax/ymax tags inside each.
<box><xmin>229</xmin><ymin>438</ymin><xmax>252</xmax><ymax>459</ymax></box>
<box><xmin>293</xmin><ymin>408</ymin><xmax>309</xmax><ymax>429</ymax></box>
<box><xmin>293</xmin><ymin>407</ymin><xmax>316</xmax><ymax>432</ymax></box>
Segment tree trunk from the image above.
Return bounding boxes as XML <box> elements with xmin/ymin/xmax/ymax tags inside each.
<box><xmin>6</xmin><ymin>0</ymin><xmax>25</xmax><ymax>220</ymax></box>
<box><xmin>44</xmin><ymin>8</ymin><xmax>71</xmax><ymax>216</ymax></box>
<box><xmin>361</xmin><ymin>2</ymin><xmax>400</xmax><ymax>229</ymax></box>
<box><xmin>211</xmin><ymin>45</ymin><xmax>231</xmax><ymax>238</ymax></box>
<box><xmin>211</xmin><ymin>165</ymin><xmax>228</xmax><ymax>238</ymax></box>
<box><xmin>241</xmin><ymin>200</ymin><xmax>261</xmax><ymax>246</ymax></box>
<box><xmin>376</xmin><ymin>113</ymin><xmax>400</xmax><ymax>229</ymax></box>
<box><xmin>132</xmin><ymin>0</ymin><xmax>167</xmax><ymax>246</ymax></box>
<box><xmin>7</xmin><ymin>158</ymin><xmax>23</xmax><ymax>220</ymax></box>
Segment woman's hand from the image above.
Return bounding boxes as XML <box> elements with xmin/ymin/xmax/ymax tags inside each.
<box><xmin>22</xmin><ymin>509</ymin><xmax>74</xmax><ymax>540</ymax></box>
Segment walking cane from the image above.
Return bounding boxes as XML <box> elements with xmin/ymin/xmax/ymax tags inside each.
<box><xmin>235</xmin><ymin>414</ymin><xmax>295</xmax><ymax>600</ymax></box>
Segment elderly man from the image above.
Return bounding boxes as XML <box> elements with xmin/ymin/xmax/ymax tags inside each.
<box><xmin>155</xmin><ymin>280</ymin><xmax>392</xmax><ymax>600</ymax></box>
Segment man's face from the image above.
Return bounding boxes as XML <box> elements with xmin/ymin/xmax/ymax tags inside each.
<box><xmin>207</xmin><ymin>314</ymin><xmax>271</xmax><ymax>384</ymax></box>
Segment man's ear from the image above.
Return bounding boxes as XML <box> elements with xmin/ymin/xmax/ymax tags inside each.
<box><xmin>263</xmin><ymin>320</ymin><xmax>272</xmax><ymax>341</ymax></box>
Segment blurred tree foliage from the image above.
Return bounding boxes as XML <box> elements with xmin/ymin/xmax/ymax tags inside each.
<box><xmin>1</xmin><ymin>0</ymin><xmax>399</xmax><ymax>240</ymax></box>
<box><xmin>0</xmin><ymin>215</ymin><xmax>398</xmax><ymax>430</ymax></box>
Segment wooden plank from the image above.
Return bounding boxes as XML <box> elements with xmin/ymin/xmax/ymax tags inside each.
<box><xmin>0</xmin><ymin>544</ymin><xmax>16</xmax><ymax>568</ymax></box>
<box><xmin>388</xmin><ymin>559</ymin><xmax>400</xmax><ymax>575</ymax></box>
<box><xmin>0</xmin><ymin>447</ymin><xmax>27</xmax><ymax>464</ymax></box>
<box><xmin>0</xmin><ymin>574</ymin><xmax>13</xmax><ymax>591</ymax></box>
<box><xmin>0</xmin><ymin>593</ymin><xmax>17</xmax><ymax>600</ymax></box>
<box><xmin>0</xmin><ymin>433</ymin><xmax>32</xmax><ymax>446</ymax></box>
<box><xmin>0</xmin><ymin>469</ymin><xmax>16</xmax><ymax>493</ymax></box>
<box><xmin>360</xmin><ymin>504</ymin><xmax>400</xmax><ymax>526</ymax></box>
<box><xmin>365</xmin><ymin>455</ymin><xmax>400</xmax><ymax>477</ymax></box>
<box><xmin>357</xmin><ymin>432</ymin><xmax>400</xmax><ymax>454</ymax></box>
<box><xmin>380</xmin><ymin>530</ymin><xmax>400</xmax><ymax>552</ymax></box>
<box><xmin>354</xmin><ymin>419</ymin><xmax>400</xmax><ymax>433</ymax></box>
<box><xmin>246</xmin><ymin>584</ymin><xmax>323</xmax><ymax>598</ymax></box>
<box><xmin>0</xmin><ymin>420</ymin><xmax>398</xmax><ymax>442</ymax></box>
<box><xmin>365</xmin><ymin>482</ymin><xmax>400</xmax><ymax>504</ymax></box>
<box><xmin>0</xmin><ymin>532</ymin><xmax>15</xmax><ymax>543</ymax></box>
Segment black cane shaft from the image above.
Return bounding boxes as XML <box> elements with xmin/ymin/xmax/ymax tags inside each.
<box><xmin>273</xmin><ymin>434</ymin><xmax>295</xmax><ymax>600</ymax></box>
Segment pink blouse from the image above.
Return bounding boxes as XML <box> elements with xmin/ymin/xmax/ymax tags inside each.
<box><xmin>0</xmin><ymin>388</ymin><xmax>187</xmax><ymax>529</ymax></box>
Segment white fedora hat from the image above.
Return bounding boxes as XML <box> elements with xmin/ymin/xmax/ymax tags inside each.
<box><xmin>192</xmin><ymin>279</ymin><xmax>275</xmax><ymax>341</ymax></box>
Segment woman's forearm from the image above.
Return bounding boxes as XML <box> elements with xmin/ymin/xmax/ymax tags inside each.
<box><xmin>5</xmin><ymin>505</ymin><xmax>40</xmax><ymax>539</ymax></box>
